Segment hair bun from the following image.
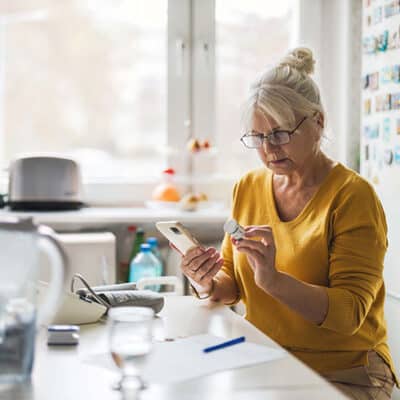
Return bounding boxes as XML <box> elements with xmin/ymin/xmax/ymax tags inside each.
<box><xmin>279</xmin><ymin>47</ymin><xmax>315</xmax><ymax>75</ymax></box>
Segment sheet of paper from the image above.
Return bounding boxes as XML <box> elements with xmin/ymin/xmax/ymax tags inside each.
<box><xmin>83</xmin><ymin>334</ymin><xmax>287</xmax><ymax>384</ymax></box>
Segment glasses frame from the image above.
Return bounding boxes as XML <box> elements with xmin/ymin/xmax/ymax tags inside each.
<box><xmin>240</xmin><ymin>116</ymin><xmax>308</xmax><ymax>148</ymax></box>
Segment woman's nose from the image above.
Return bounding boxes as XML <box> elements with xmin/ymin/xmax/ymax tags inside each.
<box><xmin>262</xmin><ymin>139</ymin><xmax>278</xmax><ymax>153</ymax></box>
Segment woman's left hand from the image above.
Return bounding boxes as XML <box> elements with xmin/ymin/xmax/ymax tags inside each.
<box><xmin>233</xmin><ymin>225</ymin><xmax>279</xmax><ymax>292</ymax></box>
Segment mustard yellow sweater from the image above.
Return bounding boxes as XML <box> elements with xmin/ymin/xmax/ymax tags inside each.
<box><xmin>221</xmin><ymin>163</ymin><xmax>397</xmax><ymax>381</ymax></box>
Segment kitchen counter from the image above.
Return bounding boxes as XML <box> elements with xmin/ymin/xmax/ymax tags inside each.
<box><xmin>0</xmin><ymin>206</ymin><xmax>230</xmax><ymax>233</ymax></box>
<box><xmin>0</xmin><ymin>296</ymin><xmax>346</xmax><ymax>400</ymax></box>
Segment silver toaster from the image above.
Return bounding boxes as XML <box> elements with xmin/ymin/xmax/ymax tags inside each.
<box><xmin>8</xmin><ymin>155</ymin><xmax>84</xmax><ymax>211</ymax></box>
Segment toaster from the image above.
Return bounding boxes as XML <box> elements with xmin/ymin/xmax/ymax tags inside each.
<box><xmin>8</xmin><ymin>155</ymin><xmax>84</xmax><ymax>211</ymax></box>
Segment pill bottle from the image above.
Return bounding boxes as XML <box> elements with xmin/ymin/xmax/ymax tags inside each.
<box><xmin>223</xmin><ymin>219</ymin><xmax>245</xmax><ymax>240</ymax></box>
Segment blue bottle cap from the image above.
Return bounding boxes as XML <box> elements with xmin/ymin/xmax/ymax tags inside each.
<box><xmin>140</xmin><ymin>243</ymin><xmax>152</xmax><ymax>252</ymax></box>
<box><xmin>147</xmin><ymin>237</ymin><xmax>158</xmax><ymax>247</ymax></box>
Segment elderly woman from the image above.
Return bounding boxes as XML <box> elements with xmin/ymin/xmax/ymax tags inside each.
<box><xmin>178</xmin><ymin>48</ymin><xmax>397</xmax><ymax>399</ymax></box>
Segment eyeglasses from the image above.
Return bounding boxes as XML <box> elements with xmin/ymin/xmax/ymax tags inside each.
<box><xmin>240</xmin><ymin>116</ymin><xmax>308</xmax><ymax>148</ymax></box>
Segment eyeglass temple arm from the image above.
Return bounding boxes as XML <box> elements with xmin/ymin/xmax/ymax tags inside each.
<box><xmin>291</xmin><ymin>116</ymin><xmax>308</xmax><ymax>133</ymax></box>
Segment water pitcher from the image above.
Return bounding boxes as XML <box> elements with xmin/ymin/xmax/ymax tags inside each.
<box><xmin>0</xmin><ymin>216</ymin><xmax>66</xmax><ymax>383</ymax></box>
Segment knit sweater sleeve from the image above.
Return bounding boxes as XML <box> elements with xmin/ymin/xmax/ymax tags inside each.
<box><xmin>320</xmin><ymin>179</ymin><xmax>388</xmax><ymax>335</ymax></box>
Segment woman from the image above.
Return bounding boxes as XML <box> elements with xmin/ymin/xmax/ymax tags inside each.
<box><xmin>178</xmin><ymin>47</ymin><xmax>397</xmax><ymax>399</ymax></box>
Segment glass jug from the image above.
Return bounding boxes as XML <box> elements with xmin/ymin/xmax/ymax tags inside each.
<box><xmin>0</xmin><ymin>216</ymin><xmax>66</xmax><ymax>383</ymax></box>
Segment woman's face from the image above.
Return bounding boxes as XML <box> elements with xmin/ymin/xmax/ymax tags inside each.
<box><xmin>252</xmin><ymin>111</ymin><xmax>322</xmax><ymax>175</ymax></box>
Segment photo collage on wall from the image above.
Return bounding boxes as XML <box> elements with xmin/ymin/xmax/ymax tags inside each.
<box><xmin>362</xmin><ymin>0</ymin><xmax>400</xmax><ymax>184</ymax></box>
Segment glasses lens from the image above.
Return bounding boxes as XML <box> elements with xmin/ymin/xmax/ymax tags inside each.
<box><xmin>242</xmin><ymin>135</ymin><xmax>262</xmax><ymax>148</ymax></box>
<box><xmin>270</xmin><ymin>131</ymin><xmax>290</xmax><ymax>145</ymax></box>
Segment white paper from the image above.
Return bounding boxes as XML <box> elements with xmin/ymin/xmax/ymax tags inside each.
<box><xmin>83</xmin><ymin>334</ymin><xmax>287</xmax><ymax>384</ymax></box>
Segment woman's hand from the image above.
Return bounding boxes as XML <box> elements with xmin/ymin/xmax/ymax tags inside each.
<box><xmin>171</xmin><ymin>244</ymin><xmax>224</xmax><ymax>293</ymax></box>
<box><xmin>233</xmin><ymin>225</ymin><xmax>279</xmax><ymax>292</ymax></box>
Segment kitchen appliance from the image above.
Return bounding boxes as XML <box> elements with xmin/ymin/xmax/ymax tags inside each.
<box><xmin>361</xmin><ymin>2</ymin><xmax>400</xmax><ymax>392</ymax></box>
<box><xmin>0</xmin><ymin>216</ymin><xmax>66</xmax><ymax>382</ymax></box>
<box><xmin>8</xmin><ymin>155</ymin><xmax>84</xmax><ymax>211</ymax></box>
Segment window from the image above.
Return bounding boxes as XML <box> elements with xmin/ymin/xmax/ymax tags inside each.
<box><xmin>1</xmin><ymin>0</ymin><xmax>168</xmax><ymax>180</ymax></box>
<box><xmin>215</xmin><ymin>0</ymin><xmax>293</xmax><ymax>178</ymax></box>
<box><xmin>0</xmin><ymin>0</ymin><xmax>294</xmax><ymax>202</ymax></box>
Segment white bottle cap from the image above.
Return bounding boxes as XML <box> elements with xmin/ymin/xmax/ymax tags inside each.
<box><xmin>223</xmin><ymin>219</ymin><xmax>239</xmax><ymax>235</ymax></box>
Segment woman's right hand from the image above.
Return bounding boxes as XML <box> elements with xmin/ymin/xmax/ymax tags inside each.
<box><xmin>179</xmin><ymin>246</ymin><xmax>224</xmax><ymax>292</ymax></box>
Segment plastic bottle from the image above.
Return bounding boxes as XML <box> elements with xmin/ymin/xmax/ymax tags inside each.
<box><xmin>129</xmin><ymin>243</ymin><xmax>162</xmax><ymax>292</ymax></box>
<box><xmin>146</xmin><ymin>237</ymin><xmax>163</xmax><ymax>277</ymax></box>
<box><xmin>151</xmin><ymin>168</ymin><xmax>181</xmax><ymax>202</ymax></box>
<box><xmin>117</xmin><ymin>225</ymin><xmax>137</xmax><ymax>283</ymax></box>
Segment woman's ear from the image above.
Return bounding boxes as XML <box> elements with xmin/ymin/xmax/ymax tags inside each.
<box><xmin>313</xmin><ymin>112</ymin><xmax>324</xmax><ymax>129</ymax></box>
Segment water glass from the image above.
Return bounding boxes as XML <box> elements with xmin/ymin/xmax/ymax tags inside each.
<box><xmin>108</xmin><ymin>307</ymin><xmax>154</xmax><ymax>392</ymax></box>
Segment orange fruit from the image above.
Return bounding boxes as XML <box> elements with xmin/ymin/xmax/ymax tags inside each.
<box><xmin>152</xmin><ymin>184</ymin><xmax>181</xmax><ymax>202</ymax></box>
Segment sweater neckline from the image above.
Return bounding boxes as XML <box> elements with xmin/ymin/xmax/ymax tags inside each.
<box><xmin>267</xmin><ymin>163</ymin><xmax>343</xmax><ymax>225</ymax></box>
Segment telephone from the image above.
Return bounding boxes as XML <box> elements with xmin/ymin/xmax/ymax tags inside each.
<box><xmin>155</xmin><ymin>221</ymin><xmax>202</xmax><ymax>254</ymax></box>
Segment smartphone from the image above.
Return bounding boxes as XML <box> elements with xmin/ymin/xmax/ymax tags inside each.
<box><xmin>155</xmin><ymin>221</ymin><xmax>202</xmax><ymax>254</ymax></box>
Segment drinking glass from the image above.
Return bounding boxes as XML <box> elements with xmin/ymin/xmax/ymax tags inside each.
<box><xmin>108</xmin><ymin>307</ymin><xmax>154</xmax><ymax>392</ymax></box>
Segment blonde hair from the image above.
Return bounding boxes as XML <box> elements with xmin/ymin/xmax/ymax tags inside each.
<box><xmin>242</xmin><ymin>47</ymin><xmax>325</xmax><ymax>131</ymax></box>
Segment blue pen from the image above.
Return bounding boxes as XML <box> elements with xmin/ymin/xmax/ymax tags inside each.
<box><xmin>203</xmin><ymin>336</ymin><xmax>246</xmax><ymax>353</ymax></box>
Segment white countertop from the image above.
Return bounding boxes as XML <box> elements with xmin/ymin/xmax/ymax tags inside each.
<box><xmin>0</xmin><ymin>296</ymin><xmax>346</xmax><ymax>400</ymax></box>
